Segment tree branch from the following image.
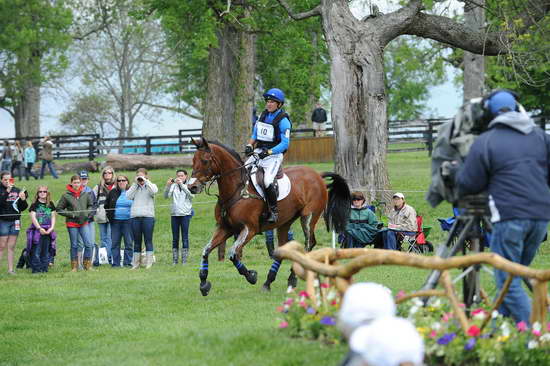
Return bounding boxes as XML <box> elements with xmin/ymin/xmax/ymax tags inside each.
<box><xmin>275</xmin><ymin>0</ymin><xmax>321</xmax><ymax>20</ymax></box>
<box><xmin>138</xmin><ymin>101</ymin><xmax>203</xmax><ymax>120</ymax></box>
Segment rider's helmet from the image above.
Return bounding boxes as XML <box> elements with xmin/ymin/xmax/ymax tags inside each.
<box><xmin>263</xmin><ymin>88</ymin><xmax>285</xmax><ymax>105</ymax></box>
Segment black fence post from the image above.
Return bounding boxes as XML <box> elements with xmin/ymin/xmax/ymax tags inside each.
<box><xmin>54</xmin><ymin>137</ymin><xmax>61</xmax><ymax>160</ymax></box>
<box><xmin>145</xmin><ymin>137</ymin><xmax>152</xmax><ymax>156</ymax></box>
<box><xmin>88</xmin><ymin>139</ymin><xmax>95</xmax><ymax>161</ymax></box>
<box><xmin>426</xmin><ymin>121</ymin><xmax>434</xmax><ymax>157</ymax></box>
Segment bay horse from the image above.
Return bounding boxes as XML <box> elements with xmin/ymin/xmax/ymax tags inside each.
<box><xmin>188</xmin><ymin>138</ymin><xmax>350</xmax><ymax>296</ymax></box>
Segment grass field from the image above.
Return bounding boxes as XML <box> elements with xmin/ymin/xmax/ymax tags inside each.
<box><xmin>1</xmin><ymin>151</ymin><xmax>549</xmax><ymax>365</ymax></box>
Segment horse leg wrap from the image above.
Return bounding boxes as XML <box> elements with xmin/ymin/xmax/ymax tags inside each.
<box><xmin>199</xmin><ymin>260</ymin><xmax>211</xmax><ymax>296</ymax></box>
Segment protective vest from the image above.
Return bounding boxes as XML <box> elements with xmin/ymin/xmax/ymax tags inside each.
<box><xmin>255</xmin><ymin>109</ymin><xmax>292</xmax><ymax>152</ymax></box>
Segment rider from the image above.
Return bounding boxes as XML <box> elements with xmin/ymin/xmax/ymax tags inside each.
<box><xmin>244</xmin><ymin>88</ymin><xmax>291</xmax><ymax>223</ymax></box>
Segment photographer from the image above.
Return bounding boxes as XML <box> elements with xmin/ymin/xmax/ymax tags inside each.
<box><xmin>456</xmin><ymin>90</ymin><xmax>550</xmax><ymax>325</ymax></box>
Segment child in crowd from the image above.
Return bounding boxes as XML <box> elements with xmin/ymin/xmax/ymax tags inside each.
<box><xmin>164</xmin><ymin>169</ymin><xmax>194</xmax><ymax>264</ymax></box>
<box><xmin>27</xmin><ymin>185</ymin><xmax>57</xmax><ymax>273</ymax></box>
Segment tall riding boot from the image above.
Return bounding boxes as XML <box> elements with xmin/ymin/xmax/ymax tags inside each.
<box><xmin>181</xmin><ymin>248</ymin><xmax>189</xmax><ymax>264</ymax></box>
<box><xmin>265</xmin><ymin>184</ymin><xmax>279</xmax><ymax>223</ymax></box>
<box><xmin>172</xmin><ymin>248</ymin><xmax>179</xmax><ymax>265</ymax></box>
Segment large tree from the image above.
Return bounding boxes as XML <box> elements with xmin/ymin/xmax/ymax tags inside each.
<box><xmin>277</xmin><ymin>0</ymin><xmax>549</xmax><ymax>199</ymax></box>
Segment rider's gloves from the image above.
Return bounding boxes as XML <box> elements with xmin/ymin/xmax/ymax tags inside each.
<box><xmin>258</xmin><ymin>148</ymin><xmax>271</xmax><ymax>159</ymax></box>
<box><xmin>245</xmin><ymin>144</ymin><xmax>254</xmax><ymax>156</ymax></box>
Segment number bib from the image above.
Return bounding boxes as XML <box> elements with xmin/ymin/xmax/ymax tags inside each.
<box><xmin>256</xmin><ymin>122</ymin><xmax>275</xmax><ymax>142</ymax></box>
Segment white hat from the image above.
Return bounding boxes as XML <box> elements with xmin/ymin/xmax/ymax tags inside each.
<box><xmin>350</xmin><ymin>316</ymin><xmax>424</xmax><ymax>366</ymax></box>
<box><xmin>337</xmin><ymin>282</ymin><xmax>396</xmax><ymax>339</ymax></box>
<box><xmin>393</xmin><ymin>192</ymin><xmax>405</xmax><ymax>199</ymax></box>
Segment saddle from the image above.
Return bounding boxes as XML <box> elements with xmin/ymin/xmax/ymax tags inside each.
<box><xmin>254</xmin><ymin>165</ymin><xmax>284</xmax><ymax>197</ymax></box>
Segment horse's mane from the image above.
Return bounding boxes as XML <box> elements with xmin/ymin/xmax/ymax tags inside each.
<box><xmin>208</xmin><ymin>140</ymin><xmax>244</xmax><ymax>165</ymax></box>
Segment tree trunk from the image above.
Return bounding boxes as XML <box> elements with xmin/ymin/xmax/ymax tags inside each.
<box><xmin>463</xmin><ymin>0</ymin><xmax>485</xmax><ymax>101</ymax></box>
<box><xmin>13</xmin><ymin>83</ymin><xmax>41</xmax><ymax>138</ymax></box>
<box><xmin>322</xmin><ymin>4</ymin><xmax>390</xmax><ymax>203</ymax></box>
<box><xmin>202</xmin><ymin>25</ymin><xmax>238</xmax><ymax>146</ymax></box>
<box><xmin>105</xmin><ymin>153</ymin><xmax>193</xmax><ymax>171</ymax></box>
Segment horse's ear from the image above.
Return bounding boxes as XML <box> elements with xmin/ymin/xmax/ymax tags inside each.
<box><xmin>201</xmin><ymin>137</ymin><xmax>210</xmax><ymax>151</ymax></box>
<box><xmin>191</xmin><ymin>138</ymin><xmax>202</xmax><ymax>148</ymax></box>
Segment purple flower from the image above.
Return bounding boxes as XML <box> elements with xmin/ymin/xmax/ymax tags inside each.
<box><xmin>306</xmin><ymin>307</ymin><xmax>316</xmax><ymax>315</ymax></box>
<box><xmin>437</xmin><ymin>333</ymin><xmax>456</xmax><ymax>345</ymax></box>
<box><xmin>320</xmin><ymin>316</ymin><xmax>336</xmax><ymax>326</ymax></box>
<box><xmin>464</xmin><ymin>338</ymin><xmax>476</xmax><ymax>351</ymax></box>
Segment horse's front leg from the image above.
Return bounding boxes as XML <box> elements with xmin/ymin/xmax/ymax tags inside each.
<box><xmin>228</xmin><ymin>225</ymin><xmax>258</xmax><ymax>285</ymax></box>
<box><xmin>199</xmin><ymin>226</ymin><xmax>232</xmax><ymax>296</ymax></box>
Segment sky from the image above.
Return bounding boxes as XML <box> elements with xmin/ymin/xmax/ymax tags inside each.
<box><xmin>0</xmin><ymin>0</ymin><xmax>464</xmax><ymax>138</ymax></box>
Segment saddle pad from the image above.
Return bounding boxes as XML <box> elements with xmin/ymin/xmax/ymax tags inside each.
<box><xmin>251</xmin><ymin>173</ymin><xmax>291</xmax><ymax>201</ymax></box>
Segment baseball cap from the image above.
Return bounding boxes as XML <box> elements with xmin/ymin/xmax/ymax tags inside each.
<box><xmin>350</xmin><ymin>316</ymin><xmax>424</xmax><ymax>366</ymax></box>
<box><xmin>393</xmin><ymin>192</ymin><xmax>405</xmax><ymax>199</ymax></box>
<box><xmin>79</xmin><ymin>170</ymin><xmax>89</xmax><ymax>179</ymax></box>
<box><xmin>488</xmin><ymin>90</ymin><xmax>517</xmax><ymax>116</ymax></box>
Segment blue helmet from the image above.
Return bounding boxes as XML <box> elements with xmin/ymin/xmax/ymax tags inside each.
<box><xmin>263</xmin><ymin>88</ymin><xmax>285</xmax><ymax>104</ymax></box>
<box><xmin>487</xmin><ymin>90</ymin><xmax>517</xmax><ymax>117</ymax></box>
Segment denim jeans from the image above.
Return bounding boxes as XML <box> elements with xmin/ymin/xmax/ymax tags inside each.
<box><xmin>39</xmin><ymin>159</ymin><xmax>58</xmax><ymax>179</ymax></box>
<box><xmin>68</xmin><ymin>224</ymin><xmax>93</xmax><ymax>260</ymax></box>
<box><xmin>30</xmin><ymin>235</ymin><xmax>51</xmax><ymax>273</ymax></box>
<box><xmin>25</xmin><ymin>162</ymin><xmax>38</xmax><ymax>180</ymax></box>
<box><xmin>171</xmin><ymin>215</ymin><xmax>192</xmax><ymax>249</ymax></box>
<box><xmin>111</xmin><ymin>219</ymin><xmax>133</xmax><ymax>266</ymax></box>
<box><xmin>381</xmin><ymin>229</ymin><xmax>416</xmax><ymax>250</ymax></box>
<box><xmin>93</xmin><ymin>222</ymin><xmax>112</xmax><ymax>265</ymax></box>
<box><xmin>0</xmin><ymin>159</ymin><xmax>11</xmax><ymax>172</ymax></box>
<box><xmin>490</xmin><ymin>219</ymin><xmax>548</xmax><ymax>324</ymax></box>
<box><xmin>11</xmin><ymin>161</ymin><xmax>23</xmax><ymax>181</ymax></box>
<box><xmin>131</xmin><ymin>217</ymin><xmax>155</xmax><ymax>253</ymax></box>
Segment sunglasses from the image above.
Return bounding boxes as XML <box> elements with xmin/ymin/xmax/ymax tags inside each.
<box><xmin>38</xmin><ymin>191</ymin><xmax>48</xmax><ymax>193</ymax></box>
<box><xmin>103</xmin><ymin>171</ymin><xmax>113</xmax><ymax>175</ymax></box>
<box><xmin>352</xmin><ymin>198</ymin><xmax>364</xmax><ymax>201</ymax></box>
<box><xmin>117</xmin><ymin>179</ymin><xmax>127</xmax><ymax>182</ymax></box>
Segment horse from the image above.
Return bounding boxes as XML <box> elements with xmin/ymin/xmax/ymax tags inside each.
<box><xmin>188</xmin><ymin>137</ymin><xmax>350</xmax><ymax>296</ymax></box>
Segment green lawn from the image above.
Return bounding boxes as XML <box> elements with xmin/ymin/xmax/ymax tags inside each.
<box><xmin>1</xmin><ymin>152</ymin><xmax>549</xmax><ymax>365</ymax></box>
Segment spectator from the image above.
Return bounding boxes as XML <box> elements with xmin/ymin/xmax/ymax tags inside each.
<box><xmin>311</xmin><ymin>103</ymin><xmax>328</xmax><ymax>137</ymax></box>
<box><xmin>39</xmin><ymin>136</ymin><xmax>59</xmax><ymax>179</ymax></box>
<box><xmin>56</xmin><ymin>175</ymin><xmax>94</xmax><ymax>271</ymax></box>
<box><xmin>340</xmin><ymin>191</ymin><xmax>380</xmax><ymax>248</ymax></box>
<box><xmin>105</xmin><ymin>174</ymin><xmax>133</xmax><ymax>267</ymax></box>
<box><xmin>11</xmin><ymin>141</ymin><xmax>23</xmax><ymax>181</ymax></box>
<box><xmin>380</xmin><ymin>192</ymin><xmax>417</xmax><ymax>251</ymax></box>
<box><xmin>27</xmin><ymin>185</ymin><xmax>57</xmax><ymax>273</ymax></box>
<box><xmin>127</xmin><ymin>168</ymin><xmax>158</xmax><ymax>269</ymax></box>
<box><xmin>76</xmin><ymin>171</ymin><xmax>100</xmax><ymax>267</ymax></box>
<box><xmin>349</xmin><ymin>317</ymin><xmax>424</xmax><ymax>366</ymax></box>
<box><xmin>93</xmin><ymin>166</ymin><xmax>116</xmax><ymax>266</ymax></box>
<box><xmin>1</xmin><ymin>140</ymin><xmax>12</xmax><ymax>172</ymax></box>
<box><xmin>456</xmin><ymin>89</ymin><xmax>550</xmax><ymax>324</ymax></box>
<box><xmin>0</xmin><ymin>171</ymin><xmax>29</xmax><ymax>274</ymax></box>
<box><xmin>164</xmin><ymin>169</ymin><xmax>194</xmax><ymax>265</ymax></box>
<box><xmin>24</xmin><ymin>140</ymin><xmax>38</xmax><ymax>180</ymax></box>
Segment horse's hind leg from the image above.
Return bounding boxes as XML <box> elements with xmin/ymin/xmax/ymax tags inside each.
<box><xmin>262</xmin><ymin>222</ymin><xmax>292</xmax><ymax>292</ymax></box>
<box><xmin>300</xmin><ymin>214</ymin><xmax>314</xmax><ymax>251</ymax></box>
<box><xmin>199</xmin><ymin>227</ymin><xmax>232</xmax><ymax>296</ymax></box>
<box><xmin>228</xmin><ymin>225</ymin><xmax>257</xmax><ymax>285</ymax></box>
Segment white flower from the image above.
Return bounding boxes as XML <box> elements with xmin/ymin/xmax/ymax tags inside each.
<box><xmin>533</xmin><ymin>322</ymin><xmax>542</xmax><ymax>332</ymax></box>
<box><xmin>409</xmin><ymin>305</ymin><xmax>419</xmax><ymax>316</ymax></box>
<box><xmin>313</xmin><ymin>279</ymin><xmax>320</xmax><ymax>288</ymax></box>
<box><xmin>412</xmin><ymin>297</ymin><xmax>423</xmax><ymax>307</ymax></box>
<box><xmin>432</xmin><ymin>322</ymin><xmax>442</xmax><ymax>331</ymax></box>
<box><xmin>491</xmin><ymin>310</ymin><xmax>499</xmax><ymax>319</ymax></box>
<box><xmin>500</xmin><ymin>322</ymin><xmax>510</xmax><ymax>337</ymax></box>
<box><xmin>327</xmin><ymin>290</ymin><xmax>337</xmax><ymax>301</ymax></box>
<box><xmin>540</xmin><ymin>333</ymin><xmax>550</xmax><ymax>343</ymax></box>
<box><xmin>527</xmin><ymin>340</ymin><xmax>539</xmax><ymax>349</ymax></box>
<box><xmin>473</xmin><ymin>312</ymin><xmax>486</xmax><ymax>320</ymax></box>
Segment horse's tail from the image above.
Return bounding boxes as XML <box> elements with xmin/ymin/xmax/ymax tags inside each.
<box><xmin>321</xmin><ymin>172</ymin><xmax>351</xmax><ymax>233</ymax></box>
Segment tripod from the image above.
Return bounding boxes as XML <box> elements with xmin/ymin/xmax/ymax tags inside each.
<box><xmin>421</xmin><ymin>194</ymin><xmax>493</xmax><ymax>310</ymax></box>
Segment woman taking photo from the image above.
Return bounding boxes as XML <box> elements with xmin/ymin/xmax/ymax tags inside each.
<box><xmin>28</xmin><ymin>185</ymin><xmax>57</xmax><ymax>273</ymax></box>
<box><xmin>56</xmin><ymin>175</ymin><xmax>94</xmax><ymax>271</ymax></box>
<box><xmin>127</xmin><ymin>168</ymin><xmax>158</xmax><ymax>269</ymax></box>
<box><xmin>105</xmin><ymin>174</ymin><xmax>133</xmax><ymax>267</ymax></box>
<box><xmin>0</xmin><ymin>172</ymin><xmax>28</xmax><ymax>274</ymax></box>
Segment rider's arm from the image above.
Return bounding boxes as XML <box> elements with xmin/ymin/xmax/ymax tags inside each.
<box><xmin>270</xmin><ymin>118</ymin><xmax>291</xmax><ymax>154</ymax></box>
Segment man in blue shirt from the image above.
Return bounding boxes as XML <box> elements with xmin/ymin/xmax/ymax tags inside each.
<box><xmin>244</xmin><ymin>88</ymin><xmax>291</xmax><ymax>223</ymax></box>
<box><xmin>456</xmin><ymin>90</ymin><xmax>550</xmax><ymax>324</ymax></box>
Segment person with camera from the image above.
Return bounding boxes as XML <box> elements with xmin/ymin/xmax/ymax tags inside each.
<box><xmin>164</xmin><ymin>169</ymin><xmax>194</xmax><ymax>264</ymax></box>
<box><xmin>127</xmin><ymin>168</ymin><xmax>158</xmax><ymax>269</ymax></box>
<box><xmin>380</xmin><ymin>192</ymin><xmax>417</xmax><ymax>251</ymax></box>
<box><xmin>105</xmin><ymin>174</ymin><xmax>133</xmax><ymax>267</ymax></box>
<box><xmin>0</xmin><ymin>172</ymin><xmax>28</xmax><ymax>274</ymax></box>
<box><xmin>56</xmin><ymin>175</ymin><xmax>94</xmax><ymax>271</ymax></box>
<box><xmin>455</xmin><ymin>90</ymin><xmax>550</xmax><ymax>325</ymax></box>
<box><xmin>243</xmin><ymin>88</ymin><xmax>291</xmax><ymax>223</ymax></box>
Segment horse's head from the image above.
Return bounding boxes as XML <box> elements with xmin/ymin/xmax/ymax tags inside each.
<box><xmin>188</xmin><ymin>137</ymin><xmax>219</xmax><ymax>194</ymax></box>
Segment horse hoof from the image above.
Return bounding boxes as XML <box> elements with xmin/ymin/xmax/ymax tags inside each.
<box><xmin>262</xmin><ymin>283</ymin><xmax>271</xmax><ymax>292</ymax></box>
<box><xmin>246</xmin><ymin>270</ymin><xmax>258</xmax><ymax>285</ymax></box>
<box><xmin>287</xmin><ymin>278</ymin><xmax>297</xmax><ymax>289</ymax></box>
<box><xmin>200</xmin><ymin>281</ymin><xmax>212</xmax><ymax>296</ymax></box>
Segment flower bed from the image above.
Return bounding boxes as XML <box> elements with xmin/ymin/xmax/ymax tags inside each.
<box><xmin>276</xmin><ymin>285</ymin><xmax>550</xmax><ymax>365</ymax></box>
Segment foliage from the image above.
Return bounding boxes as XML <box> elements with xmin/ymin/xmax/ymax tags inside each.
<box><xmin>0</xmin><ymin>0</ymin><xmax>72</xmax><ymax>113</ymax></box>
<box><xmin>58</xmin><ymin>93</ymin><xmax>116</xmax><ymax>137</ymax></box>
<box><xmin>384</xmin><ymin>37</ymin><xmax>446</xmax><ymax>120</ymax></box>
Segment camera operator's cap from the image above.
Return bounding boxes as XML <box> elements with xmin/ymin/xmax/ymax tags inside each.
<box><xmin>488</xmin><ymin>90</ymin><xmax>517</xmax><ymax>116</ymax></box>
<box><xmin>393</xmin><ymin>192</ymin><xmax>405</xmax><ymax>199</ymax></box>
<box><xmin>79</xmin><ymin>170</ymin><xmax>89</xmax><ymax>179</ymax></box>
<box><xmin>350</xmin><ymin>316</ymin><xmax>424</xmax><ymax>366</ymax></box>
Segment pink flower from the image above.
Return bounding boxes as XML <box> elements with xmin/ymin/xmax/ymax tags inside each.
<box><xmin>472</xmin><ymin>308</ymin><xmax>486</xmax><ymax>316</ymax></box>
<box><xmin>320</xmin><ymin>283</ymin><xmax>330</xmax><ymax>288</ymax></box>
<box><xmin>276</xmin><ymin>306</ymin><xmax>284</xmax><ymax>313</ymax></box>
<box><xmin>278</xmin><ymin>321</ymin><xmax>289</xmax><ymax>329</ymax></box>
<box><xmin>533</xmin><ymin>329</ymin><xmax>541</xmax><ymax>337</ymax></box>
<box><xmin>330</xmin><ymin>300</ymin><xmax>338</xmax><ymax>306</ymax></box>
<box><xmin>442</xmin><ymin>312</ymin><xmax>453</xmax><ymax>322</ymax></box>
<box><xmin>396</xmin><ymin>290</ymin><xmax>406</xmax><ymax>299</ymax></box>
<box><xmin>299</xmin><ymin>301</ymin><xmax>307</xmax><ymax>308</ymax></box>
<box><xmin>458</xmin><ymin>303</ymin><xmax>465</xmax><ymax>308</ymax></box>
<box><xmin>283</xmin><ymin>298</ymin><xmax>294</xmax><ymax>306</ymax></box>
<box><xmin>299</xmin><ymin>291</ymin><xmax>310</xmax><ymax>298</ymax></box>
<box><xmin>467</xmin><ymin>325</ymin><xmax>481</xmax><ymax>337</ymax></box>
<box><xmin>429</xmin><ymin>330</ymin><xmax>437</xmax><ymax>338</ymax></box>
<box><xmin>547</xmin><ymin>322</ymin><xmax>550</xmax><ymax>332</ymax></box>
<box><xmin>517</xmin><ymin>321</ymin><xmax>528</xmax><ymax>332</ymax></box>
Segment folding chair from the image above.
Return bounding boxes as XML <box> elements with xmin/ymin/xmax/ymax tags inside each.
<box><xmin>403</xmin><ymin>216</ymin><xmax>432</xmax><ymax>254</ymax></box>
